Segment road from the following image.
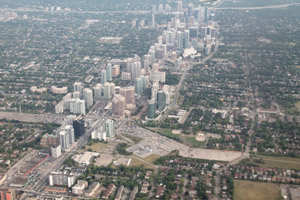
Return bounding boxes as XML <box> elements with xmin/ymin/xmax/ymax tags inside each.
<box><xmin>214</xmin><ymin>3</ymin><xmax>300</xmax><ymax>10</ymax></box>
<box><xmin>31</xmin><ymin>110</ymin><xmax>109</xmax><ymax>193</ymax></box>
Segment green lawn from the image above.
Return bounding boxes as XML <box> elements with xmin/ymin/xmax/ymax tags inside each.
<box><xmin>158</xmin><ymin>129</ymin><xmax>181</xmax><ymax>141</ymax></box>
<box><xmin>234</xmin><ymin>180</ymin><xmax>281</xmax><ymax>200</ymax></box>
<box><xmin>245</xmin><ymin>155</ymin><xmax>300</xmax><ymax>170</ymax></box>
<box><xmin>183</xmin><ymin>136</ymin><xmax>205</xmax><ymax>148</ymax></box>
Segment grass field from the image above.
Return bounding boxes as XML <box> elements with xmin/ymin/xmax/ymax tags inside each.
<box><xmin>295</xmin><ymin>101</ymin><xmax>300</xmax><ymax>109</ymax></box>
<box><xmin>123</xmin><ymin>134</ymin><xmax>142</xmax><ymax>144</ymax></box>
<box><xmin>183</xmin><ymin>136</ymin><xmax>205</xmax><ymax>148</ymax></box>
<box><xmin>129</xmin><ymin>154</ymin><xmax>160</xmax><ymax>170</ymax></box>
<box><xmin>244</xmin><ymin>155</ymin><xmax>300</xmax><ymax>170</ymax></box>
<box><xmin>83</xmin><ymin>142</ymin><xmax>108</xmax><ymax>152</ymax></box>
<box><xmin>233</xmin><ymin>180</ymin><xmax>281</xmax><ymax>200</ymax></box>
<box><xmin>158</xmin><ymin>129</ymin><xmax>181</xmax><ymax>141</ymax></box>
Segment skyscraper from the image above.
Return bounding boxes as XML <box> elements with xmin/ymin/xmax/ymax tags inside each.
<box><xmin>101</xmin><ymin>69</ymin><xmax>107</xmax><ymax>84</ymax></box>
<box><xmin>184</xmin><ymin>30</ymin><xmax>190</xmax><ymax>49</ymax></box>
<box><xmin>69</xmin><ymin>99</ymin><xmax>86</xmax><ymax>115</ymax></box>
<box><xmin>148</xmin><ymin>99</ymin><xmax>156</xmax><ymax>119</ymax></box>
<box><xmin>105</xmin><ymin>119</ymin><xmax>114</xmax><ymax>138</ymax></box>
<box><xmin>151</xmin><ymin>81</ymin><xmax>159</xmax><ymax>100</ymax></box>
<box><xmin>83</xmin><ymin>88</ymin><xmax>93</xmax><ymax>108</ymax></box>
<box><xmin>73</xmin><ymin>82</ymin><xmax>84</xmax><ymax>96</ymax></box>
<box><xmin>157</xmin><ymin>91</ymin><xmax>166</xmax><ymax>110</ymax></box>
<box><xmin>104</xmin><ymin>82</ymin><xmax>111</xmax><ymax>99</ymax></box>
<box><xmin>152</xmin><ymin>14</ymin><xmax>155</xmax><ymax>28</ymax></box>
<box><xmin>93</xmin><ymin>83</ymin><xmax>102</xmax><ymax>100</ymax></box>
<box><xmin>73</xmin><ymin>115</ymin><xmax>85</xmax><ymax>138</ymax></box>
<box><xmin>106</xmin><ymin>63</ymin><xmax>112</xmax><ymax>81</ymax></box>
<box><xmin>112</xmin><ymin>94</ymin><xmax>125</xmax><ymax>118</ymax></box>
<box><xmin>119</xmin><ymin>86</ymin><xmax>135</xmax><ymax>105</ymax></box>
<box><xmin>143</xmin><ymin>54</ymin><xmax>150</xmax><ymax>73</ymax></box>
<box><xmin>177</xmin><ymin>31</ymin><xmax>184</xmax><ymax>50</ymax></box>
<box><xmin>59</xmin><ymin>125</ymin><xmax>75</xmax><ymax>149</ymax></box>
<box><xmin>135</xmin><ymin>77</ymin><xmax>143</xmax><ymax>95</ymax></box>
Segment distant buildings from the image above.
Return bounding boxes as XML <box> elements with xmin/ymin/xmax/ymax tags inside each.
<box><xmin>74</xmin><ymin>82</ymin><xmax>84</xmax><ymax>96</ymax></box>
<box><xmin>93</xmin><ymin>83</ymin><xmax>102</xmax><ymax>100</ymax></box>
<box><xmin>30</xmin><ymin>86</ymin><xmax>47</xmax><ymax>93</ymax></box>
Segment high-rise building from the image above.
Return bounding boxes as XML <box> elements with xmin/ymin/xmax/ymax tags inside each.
<box><xmin>72</xmin><ymin>91</ymin><xmax>81</xmax><ymax>99</ymax></box>
<box><xmin>157</xmin><ymin>91</ymin><xmax>166</xmax><ymax>110</ymax></box>
<box><xmin>150</xmin><ymin>71</ymin><xmax>166</xmax><ymax>83</ymax></box>
<box><xmin>151</xmin><ymin>81</ymin><xmax>159</xmax><ymax>99</ymax></box>
<box><xmin>58</xmin><ymin>125</ymin><xmax>75</xmax><ymax>149</ymax></box>
<box><xmin>106</xmin><ymin>63</ymin><xmax>112</xmax><ymax>81</ymax></box>
<box><xmin>189</xmin><ymin>27</ymin><xmax>199</xmax><ymax>38</ymax></box>
<box><xmin>184</xmin><ymin>30</ymin><xmax>190</xmax><ymax>48</ymax></box>
<box><xmin>73</xmin><ymin>82</ymin><xmax>84</xmax><ymax>96</ymax></box>
<box><xmin>105</xmin><ymin>119</ymin><xmax>114</xmax><ymax>138</ymax></box>
<box><xmin>151</xmin><ymin>14</ymin><xmax>155</xmax><ymax>28</ymax></box>
<box><xmin>69</xmin><ymin>99</ymin><xmax>86</xmax><ymax>115</ymax></box>
<box><xmin>143</xmin><ymin>54</ymin><xmax>151</xmax><ymax>73</ymax></box>
<box><xmin>148</xmin><ymin>99</ymin><xmax>156</xmax><ymax>118</ymax></box>
<box><xmin>101</xmin><ymin>69</ymin><xmax>107</xmax><ymax>84</ymax></box>
<box><xmin>103</xmin><ymin>83</ymin><xmax>111</xmax><ymax>99</ymax></box>
<box><xmin>188</xmin><ymin>3</ymin><xmax>194</xmax><ymax>16</ymax></box>
<box><xmin>112</xmin><ymin>65</ymin><xmax>120</xmax><ymax>77</ymax></box>
<box><xmin>162</xmin><ymin>85</ymin><xmax>171</xmax><ymax>104</ymax></box>
<box><xmin>177</xmin><ymin>31</ymin><xmax>184</xmax><ymax>50</ymax></box>
<box><xmin>135</xmin><ymin>77</ymin><xmax>144</xmax><ymax>95</ymax></box>
<box><xmin>93</xmin><ymin>83</ymin><xmax>102</xmax><ymax>100</ymax></box>
<box><xmin>73</xmin><ymin>115</ymin><xmax>85</xmax><ymax>138</ymax></box>
<box><xmin>119</xmin><ymin>86</ymin><xmax>135</xmax><ymax>105</ymax></box>
<box><xmin>91</xmin><ymin>126</ymin><xmax>106</xmax><ymax>141</ymax></box>
<box><xmin>51</xmin><ymin>145</ymin><xmax>62</xmax><ymax>158</ymax></box>
<box><xmin>121</xmin><ymin>72</ymin><xmax>131</xmax><ymax>80</ymax></box>
<box><xmin>49</xmin><ymin>169</ymin><xmax>76</xmax><ymax>187</ymax></box>
<box><xmin>177</xmin><ymin>0</ymin><xmax>183</xmax><ymax>12</ymax></box>
<box><xmin>131</xmin><ymin>61</ymin><xmax>141</xmax><ymax>80</ymax></box>
<box><xmin>112</xmin><ymin>94</ymin><xmax>125</xmax><ymax>118</ymax></box>
<box><xmin>83</xmin><ymin>88</ymin><xmax>93</xmax><ymax>108</ymax></box>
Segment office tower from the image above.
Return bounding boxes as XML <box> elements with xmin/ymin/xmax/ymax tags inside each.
<box><xmin>201</xmin><ymin>27</ymin><xmax>207</xmax><ymax>38</ymax></box>
<box><xmin>204</xmin><ymin>7</ymin><xmax>208</xmax><ymax>22</ymax></box>
<box><xmin>157</xmin><ymin>91</ymin><xmax>166</xmax><ymax>110</ymax></box>
<box><xmin>83</xmin><ymin>88</ymin><xmax>93</xmax><ymax>108</ymax></box>
<box><xmin>131</xmin><ymin>61</ymin><xmax>141</xmax><ymax>80</ymax></box>
<box><xmin>162</xmin><ymin>85</ymin><xmax>171</xmax><ymax>104</ymax></box>
<box><xmin>151</xmin><ymin>81</ymin><xmax>159</xmax><ymax>99</ymax></box>
<box><xmin>143</xmin><ymin>54</ymin><xmax>150</xmax><ymax>73</ymax></box>
<box><xmin>189</xmin><ymin>27</ymin><xmax>199</xmax><ymax>38</ymax></box>
<box><xmin>73</xmin><ymin>82</ymin><xmax>84</xmax><ymax>96</ymax></box>
<box><xmin>93</xmin><ymin>83</ymin><xmax>102</xmax><ymax>100</ymax></box>
<box><xmin>112</xmin><ymin>94</ymin><xmax>125</xmax><ymax>118</ymax></box>
<box><xmin>177</xmin><ymin>31</ymin><xmax>184</xmax><ymax>50</ymax></box>
<box><xmin>105</xmin><ymin>119</ymin><xmax>114</xmax><ymax>138</ymax></box>
<box><xmin>59</xmin><ymin>125</ymin><xmax>75</xmax><ymax>149</ymax></box>
<box><xmin>112</xmin><ymin>65</ymin><xmax>120</xmax><ymax>77</ymax></box>
<box><xmin>135</xmin><ymin>77</ymin><xmax>143</xmax><ymax>95</ymax></box>
<box><xmin>126</xmin><ymin>58</ymin><xmax>133</xmax><ymax>73</ymax></box>
<box><xmin>73</xmin><ymin>115</ymin><xmax>85</xmax><ymax>138</ymax></box>
<box><xmin>211</xmin><ymin>28</ymin><xmax>216</xmax><ymax>38</ymax></box>
<box><xmin>51</xmin><ymin>145</ymin><xmax>61</xmax><ymax>158</ymax></box>
<box><xmin>188</xmin><ymin>3</ymin><xmax>194</xmax><ymax>16</ymax></box>
<box><xmin>152</xmin><ymin>14</ymin><xmax>155</xmax><ymax>28</ymax></box>
<box><xmin>101</xmin><ymin>69</ymin><xmax>107</xmax><ymax>84</ymax></box>
<box><xmin>103</xmin><ymin>82</ymin><xmax>111</xmax><ymax>99</ymax></box>
<box><xmin>119</xmin><ymin>86</ymin><xmax>135</xmax><ymax>105</ymax></box>
<box><xmin>177</xmin><ymin>0</ymin><xmax>183</xmax><ymax>12</ymax></box>
<box><xmin>106</xmin><ymin>63</ymin><xmax>112</xmax><ymax>81</ymax></box>
<box><xmin>184</xmin><ymin>30</ymin><xmax>190</xmax><ymax>48</ymax></box>
<box><xmin>148</xmin><ymin>99</ymin><xmax>156</xmax><ymax>119</ymax></box>
<box><xmin>69</xmin><ymin>99</ymin><xmax>86</xmax><ymax>115</ymax></box>
<box><xmin>109</xmin><ymin>82</ymin><xmax>115</xmax><ymax>96</ymax></box>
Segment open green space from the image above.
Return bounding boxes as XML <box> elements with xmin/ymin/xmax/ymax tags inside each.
<box><xmin>158</xmin><ymin>129</ymin><xmax>181</xmax><ymax>141</ymax></box>
<box><xmin>129</xmin><ymin>154</ymin><xmax>160</xmax><ymax>170</ymax></box>
<box><xmin>183</xmin><ymin>136</ymin><xmax>205</xmax><ymax>148</ymax></box>
<box><xmin>82</xmin><ymin>142</ymin><xmax>108</xmax><ymax>152</ymax></box>
<box><xmin>233</xmin><ymin>180</ymin><xmax>281</xmax><ymax>200</ymax></box>
<box><xmin>242</xmin><ymin>155</ymin><xmax>300</xmax><ymax>170</ymax></box>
